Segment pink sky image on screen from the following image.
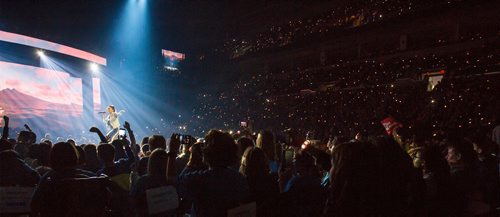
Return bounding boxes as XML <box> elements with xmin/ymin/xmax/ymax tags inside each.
<box><xmin>0</xmin><ymin>61</ymin><xmax>84</xmax><ymax>128</ymax></box>
<box><xmin>0</xmin><ymin>61</ymin><xmax>83</xmax><ymax>106</ymax></box>
<box><xmin>93</xmin><ymin>77</ymin><xmax>101</xmax><ymax>111</ymax></box>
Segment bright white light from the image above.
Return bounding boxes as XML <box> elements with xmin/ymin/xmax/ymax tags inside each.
<box><xmin>89</xmin><ymin>62</ymin><xmax>98</xmax><ymax>72</ymax></box>
<box><xmin>37</xmin><ymin>50</ymin><xmax>45</xmax><ymax>57</ymax></box>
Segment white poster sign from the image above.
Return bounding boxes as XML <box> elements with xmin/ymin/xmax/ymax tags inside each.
<box><xmin>0</xmin><ymin>187</ymin><xmax>35</xmax><ymax>214</ymax></box>
<box><xmin>146</xmin><ymin>185</ymin><xmax>179</xmax><ymax>215</ymax></box>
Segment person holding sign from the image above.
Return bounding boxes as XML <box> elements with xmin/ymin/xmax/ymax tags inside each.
<box><xmin>30</xmin><ymin>142</ymin><xmax>103</xmax><ymax>216</ymax></box>
<box><xmin>130</xmin><ymin>149</ymin><xmax>178</xmax><ymax>216</ymax></box>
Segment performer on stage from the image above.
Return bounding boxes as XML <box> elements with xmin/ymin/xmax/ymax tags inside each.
<box><xmin>102</xmin><ymin>105</ymin><xmax>125</xmax><ymax>142</ymax></box>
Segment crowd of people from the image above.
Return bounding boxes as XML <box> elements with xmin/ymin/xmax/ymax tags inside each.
<box><xmin>1</xmin><ymin>1</ymin><xmax>499</xmax><ymax>216</ymax></box>
<box><xmin>217</xmin><ymin>0</ymin><xmax>471</xmax><ymax>58</ymax></box>
<box><xmin>191</xmin><ymin>45</ymin><xmax>499</xmax><ymax>139</ymax></box>
<box><xmin>1</xmin><ymin>109</ymin><xmax>500</xmax><ymax>216</ymax></box>
<box><xmin>1</xmin><ymin>43</ymin><xmax>499</xmax><ymax>217</ymax></box>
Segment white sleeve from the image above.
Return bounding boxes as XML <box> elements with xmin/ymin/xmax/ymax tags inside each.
<box><xmin>116</xmin><ymin>110</ymin><xmax>126</xmax><ymax>116</ymax></box>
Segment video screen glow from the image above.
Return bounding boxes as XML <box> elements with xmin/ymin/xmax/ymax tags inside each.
<box><xmin>161</xmin><ymin>49</ymin><xmax>185</xmax><ymax>61</ymax></box>
<box><xmin>93</xmin><ymin>77</ymin><xmax>101</xmax><ymax>111</ymax></box>
<box><xmin>0</xmin><ymin>61</ymin><xmax>83</xmax><ymax>129</ymax></box>
<box><xmin>162</xmin><ymin>49</ymin><xmax>185</xmax><ymax>71</ymax></box>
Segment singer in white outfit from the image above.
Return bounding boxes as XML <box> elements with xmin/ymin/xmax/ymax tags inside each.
<box><xmin>102</xmin><ymin>105</ymin><xmax>125</xmax><ymax>142</ymax></box>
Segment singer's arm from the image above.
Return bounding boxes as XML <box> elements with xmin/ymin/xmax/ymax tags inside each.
<box><xmin>116</xmin><ymin>110</ymin><xmax>125</xmax><ymax>116</ymax></box>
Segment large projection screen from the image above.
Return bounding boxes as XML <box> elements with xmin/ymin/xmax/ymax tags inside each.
<box><xmin>0</xmin><ymin>61</ymin><xmax>84</xmax><ymax>134</ymax></box>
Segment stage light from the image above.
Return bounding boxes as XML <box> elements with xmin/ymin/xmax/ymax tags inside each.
<box><xmin>89</xmin><ymin>62</ymin><xmax>98</xmax><ymax>72</ymax></box>
<box><xmin>37</xmin><ymin>50</ymin><xmax>45</xmax><ymax>57</ymax></box>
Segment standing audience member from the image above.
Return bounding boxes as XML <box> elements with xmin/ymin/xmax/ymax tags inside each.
<box><xmin>471</xmin><ymin>137</ymin><xmax>500</xmax><ymax>214</ymax></box>
<box><xmin>97</xmin><ymin>142</ymin><xmax>135</xmax><ymax>217</ymax></box>
<box><xmin>182</xmin><ymin>142</ymin><xmax>207</xmax><ymax>172</ymax></box>
<box><xmin>97</xmin><ymin>142</ymin><xmax>134</xmax><ymax>191</ymax></box>
<box><xmin>421</xmin><ymin>145</ymin><xmax>455</xmax><ymax>216</ymax></box>
<box><xmin>178</xmin><ymin>130</ymin><xmax>249</xmax><ymax>217</ymax></box>
<box><xmin>281</xmin><ymin>150</ymin><xmax>324</xmax><ymax>217</ymax></box>
<box><xmin>138</xmin><ymin>135</ymin><xmax>166</xmax><ymax>176</ymax></box>
<box><xmin>75</xmin><ymin>145</ymin><xmax>86</xmax><ymax>169</ymax></box>
<box><xmin>31</xmin><ymin>142</ymin><xmax>102</xmax><ymax>216</ymax></box>
<box><xmin>130</xmin><ymin>149</ymin><xmax>177</xmax><ymax>217</ymax></box>
<box><xmin>83</xmin><ymin>144</ymin><xmax>101</xmax><ymax>173</ymax></box>
<box><xmin>323</xmin><ymin>142</ymin><xmax>378</xmax><ymax>216</ymax></box>
<box><xmin>445</xmin><ymin>138</ymin><xmax>479</xmax><ymax>216</ymax></box>
<box><xmin>177</xmin><ymin>142</ymin><xmax>207</xmax><ymax>214</ymax></box>
<box><xmin>34</xmin><ymin>142</ymin><xmax>52</xmax><ymax>176</ymax></box>
<box><xmin>256</xmin><ymin>131</ymin><xmax>279</xmax><ymax>174</ymax></box>
<box><xmin>236</xmin><ymin>137</ymin><xmax>254</xmax><ymax>160</ymax></box>
<box><xmin>0</xmin><ymin>148</ymin><xmax>40</xmax><ymax>187</ymax></box>
<box><xmin>372</xmin><ymin>136</ymin><xmax>424</xmax><ymax>216</ymax></box>
<box><xmin>239</xmin><ymin>147</ymin><xmax>279</xmax><ymax>216</ymax></box>
<box><xmin>176</xmin><ymin>142</ymin><xmax>192</xmax><ymax>175</ymax></box>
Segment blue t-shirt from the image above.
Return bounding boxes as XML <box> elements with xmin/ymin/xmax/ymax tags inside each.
<box><xmin>269</xmin><ymin>160</ymin><xmax>279</xmax><ymax>174</ymax></box>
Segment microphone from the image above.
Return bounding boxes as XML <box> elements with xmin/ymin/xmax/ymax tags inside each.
<box><xmin>97</xmin><ymin>111</ymin><xmax>106</xmax><ymax>114</ymax></box>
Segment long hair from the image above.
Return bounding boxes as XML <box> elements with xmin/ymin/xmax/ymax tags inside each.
<box><xmin>84</xmin><ymin>144</ymin><xmax>100</xmax><ymax>169</ymax></box>
<box><xmin>256</xmin><ymin>130</ymin><xmax>276</xmax><ymax>161</ymax></box>
<box><xmin>38</xmin><ymin>142</ymin><xmax>52</xmax><ymax>166</ymax></box>
<box><xmin>50</xmin><ymin>142</ymin><xmax>79</xmax><ymax>172</ymax></box>
<box><xmin>326</xmin><ymin>142</ymin><xmax>377</xmax><ymax>216</ymax></box>
<box><xmin>187</xmin><ymin>142</ymin><xmax>204</xmax><ymax>168</ymax></box>
<box><xmin>239</xmin><ymin>147</ymin><xmax>269</xmax><ymax>179</ymax></box>
<box><xmin>148</xmin><ymin>149</ymin><xmax>168</xmax><ymax>177</ymax></box>
<box><xmin>237</xmin><ymin>137</ymin><xmax>254</xmax><ymax>158</ymax></box>
<box><xmin>203</xmin><ymin>130</ymin><xmax>238</xmax><ymax>167</ymax></box>
<box><xmin>148</xmin><ymin>135</ymin><xmax>166</xmax><ymax>151</ymax></box>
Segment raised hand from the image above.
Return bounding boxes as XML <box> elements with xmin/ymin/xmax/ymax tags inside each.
<box><xmin>89</xmin><ymin>126</ymin><xmax>100</xmax><ymax>133</ymax></box>
<box><xmin>24</xmin><ymin>124</ymin><xmax>33</xmax><ymax>132</ymax></box>
<box><xmin>89</xmin><ymin>126</ymin><xmax>107</xmax><ymax>143</ymax></box>
<box><xmin>123</xmin><ymin>121</ymin><xmax>131</xmax><ymax>130</ymax></box>
<box><xmin>1</xmin><ymin>116</ymin><xmax>9</xmax><ymax>140</ymax></box>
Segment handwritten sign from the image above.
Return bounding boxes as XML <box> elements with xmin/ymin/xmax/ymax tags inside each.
<box><xmin>146</xmin><ymin>186</ymin><xmax>179</xmax><ymax>215</ymax></box>
<box><xmin>0</xmin><ymin>187</ymin><xmax>35</xmax><ymax>214</ymax></box>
